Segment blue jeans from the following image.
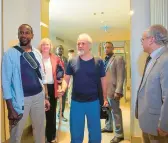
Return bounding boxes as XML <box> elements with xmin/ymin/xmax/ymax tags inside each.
<box><xmin>70</xmin><ymin>100</ymin><xmax>101</xmax><ymax>143</ymax></box>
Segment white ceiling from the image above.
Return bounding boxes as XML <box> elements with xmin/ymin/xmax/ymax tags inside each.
<box><xmin>49</xmin><ymin>0</ymin><xmax>131</xmax><ymax>43</ymax></box>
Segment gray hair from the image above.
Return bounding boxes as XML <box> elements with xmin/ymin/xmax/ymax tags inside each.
<box><xmin>146</xmin><ymin>24</ymin><xmax>168</xmax><ymax>46</ymax></box>
<box><xmin>77</xmin><ymin>33</ymin><xmax>93</xmax><ymax>44</ymax></box>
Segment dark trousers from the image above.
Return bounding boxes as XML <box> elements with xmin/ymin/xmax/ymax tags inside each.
<box><xmin>45</xmin><ymin>84</ymin><xmax>57</xmax><ymax>142</ymax></box>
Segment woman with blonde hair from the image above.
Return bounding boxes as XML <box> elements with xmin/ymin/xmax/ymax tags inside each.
<box><xmin>38</xmin><ymin>38</ymin><xmax>64</xmax><ymax>143</ymax></box>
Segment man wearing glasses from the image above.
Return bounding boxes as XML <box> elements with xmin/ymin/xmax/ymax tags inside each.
<box><xmin>136</xmin><ymin>24</ymin><xmax>168</xmax><ymax>143</ymax></box>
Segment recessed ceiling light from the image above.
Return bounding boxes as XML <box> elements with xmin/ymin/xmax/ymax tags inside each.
<box><xmin>129</xmin><ymin>10</ymin><xmax>134</xmax><ymax>15</ymax></box>
<box><xmin>93</xmin><ymin>13</ymin><xmax>96</xmax><ymax>15</ymax></box>
<box><xmin>101</xmin><ymin>12</ymin><xmax>104</xmax><ymax>14</ymax></box>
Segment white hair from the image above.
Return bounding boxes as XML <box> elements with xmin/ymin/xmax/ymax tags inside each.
<box><xmin>146</xmin><ymin>24</ymin><xmax>168</xmax><ymax>46</ymax></box>
<box><xmin>77</xmin><ymin>33</ymin><xmax>93</xmax><ymax>44</ymax></box>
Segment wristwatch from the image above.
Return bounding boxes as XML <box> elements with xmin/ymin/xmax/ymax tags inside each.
<box><xmin>45</xmin><ymin>96</ymin><xmax>50</xmax><ymax>101</ymax></box>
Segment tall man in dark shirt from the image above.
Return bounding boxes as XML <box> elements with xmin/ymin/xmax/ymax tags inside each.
<box><xmin>58</xmin><ymin>33</ymin><xmax>108</xmax><ymax>143</ymax></box>
<box><xmin>2</xmin><ymin>24</ymin><xmax>50</xmax><ymax>143</ymax></box>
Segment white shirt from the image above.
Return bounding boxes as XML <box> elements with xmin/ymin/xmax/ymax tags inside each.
<box><xmin>43</xmin><ymin>57</ymin><xmax>54</xmax><ymax>84</ymax></box>
<box><xmin>31</xmin><ymin>47</ymin><xmax>47</xmax><ymax>84</ymax></box>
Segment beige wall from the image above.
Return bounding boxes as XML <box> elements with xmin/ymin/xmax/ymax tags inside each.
<box><xmin>124</xmin><ymin>41</ymin><xmax>131</xmax><ymax>89</ymax></box>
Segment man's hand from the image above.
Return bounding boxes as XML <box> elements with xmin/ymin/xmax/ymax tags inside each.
<box><xmin>157</xmin><ymin>128</ymin><xmax>168</xmax><ymax>136</ymax></box>
<box><xmin>8</xmin><ymin>108</ymin><xmax>19</xmax><ymax>120</ymax></box>
<box><xmin>57</xmin><ymin>89</ymin><xmax>65</xmax><ymax>97</ymax></box>
<box><xmin>103</xmin><ymin>99</ymin><xmax>109</xmax><ymax>107</ymax></box>
<box><xmin>114</xmin><ymin>93</ymin><xmax>122</xmax><ymax>101</ymax></box>
<box><xmin>7</xmin><ymin>106</ymin><xmax>23</xmax><ymax>128</ymax></box>
<box><xmin>6</xmin><ymin>99</ymin><xmax>20</xmax><ymax>121</ymax></box>
<box><xmin>45</xmin><ymin>99</ymin><xmax>50</xmax><ymax>111</ymax></box>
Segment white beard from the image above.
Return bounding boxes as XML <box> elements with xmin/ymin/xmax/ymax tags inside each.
<box><xmin>77</xmin><ymin>50</ymin><xmax>85</xmax><ymax>56</ymax></box>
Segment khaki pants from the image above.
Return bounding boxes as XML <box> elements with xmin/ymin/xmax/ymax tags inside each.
<box><xmin>142</xmin><ymin>132</ymin><xmax>168</xmax><ymax>143</ymax></box>
<box><xmin>9</xmin><ymin>91</ymin><xmax>45</xmax><ymax>143</ymax></box>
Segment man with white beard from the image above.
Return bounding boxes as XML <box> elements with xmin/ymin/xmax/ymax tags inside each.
<box><xmin>58</xmin><ymin>33</ymin><xmax>108</xmax><ymax>143</ymax></box>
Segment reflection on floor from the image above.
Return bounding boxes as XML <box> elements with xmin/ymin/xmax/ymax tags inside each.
<box><xmin>20</xmin><ymin>92</ymin><xmax>131</xmax><ymax>143</ymax></box>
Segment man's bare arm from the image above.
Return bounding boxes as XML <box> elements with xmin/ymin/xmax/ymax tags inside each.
<box><xmin>61</xmin><ymin>74</ymin><xmax>71</xmax><ymax>93</ymax></box>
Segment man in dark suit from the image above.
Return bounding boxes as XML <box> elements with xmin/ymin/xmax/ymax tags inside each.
<box><xmin>101</xmin><ymin>42</ymin><xmax>125</xmax><ymax>143</ymax></box>
<box><xmin>55</xmin><ymin>45</ymin><xmax>68</xmax><ymax>122</ymax></box>
<box><xmin>136</xmin><ymin>24</ymin><xmax>168</xmax><ymax>143</ymax></box>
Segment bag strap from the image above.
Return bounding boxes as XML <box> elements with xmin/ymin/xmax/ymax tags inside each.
<box><xmin>94</xmin><ymin>57</ymin><xmax>104</xmax><ymax>105</ymax></box>
<box><xmin>13</xmin><ymin>46</ymin><xmax>24</xmax><ymax>53</ymax></box>
<box><xmin>13</xmin><ymin>45</ymin><xmax>42</xmax><ymax>80</ymax></box>
<box><xmin>94</xmin><ymin>57</ymin><xmax>101</xmax><ymax>78</ymax></box>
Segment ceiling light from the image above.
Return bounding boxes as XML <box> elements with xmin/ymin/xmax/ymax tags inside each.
<box><xmin>101</xmin><ymin>12</ymin><xmax>104</xmax><ymax>14</ymax></box>
<box><xmin>129</xmin><ymin>10</ymin><xmax>134</xmax><ymax>15</ymax></box>
<box><xmin>40</xmin><ymin>22</ymin><xmax>48</xmax><ymax>28</ymax></box>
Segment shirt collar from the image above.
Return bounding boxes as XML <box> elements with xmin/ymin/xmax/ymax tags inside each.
<box><xmin>150</xmin><ymin>46</ymin><xmax>164</xmax><ymax>59</ymax></box>
<box><xmin>105</xmin><ymin>53</ymin><xmax>113</xmax><ymax>59</ymax></box>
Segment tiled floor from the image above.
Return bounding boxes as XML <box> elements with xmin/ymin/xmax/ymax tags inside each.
<box><xmin>19</xmin><ymin>92</ymin><xmax>131</xmax><ymax>143</ymax></box>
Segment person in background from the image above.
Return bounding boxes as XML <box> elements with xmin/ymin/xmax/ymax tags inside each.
<box><xmin>58</xmin><ymin>33</ymin><xmax>108</xmax><ymax>143</ymax></box>
<box><xmin>38</xmin><ymin>38</ymin><xmax>64</xmax><ymax>143</ymax></box>
<box><xmin>67</xmin><ymin>49</ymin><xmax>75</xmax><ymax>106</ymax></box>
<box><xmin>68</xmin><ymin>49</ymin><xmax>75</xmax><ymax>60</ymax></box>
<box><xmin>101</xmin><ymin>42</ymin><xmax>125</xmax><ymax>143</ymax></box>
<box><xmin>55</xmin><ymin>45</ymin><xmax>68</xmax><ymax>122</ymax></box>
<box><xmin>2</xmin><ymin>24</ymin><xmax>50</xmax><ymax>143</ymax></box>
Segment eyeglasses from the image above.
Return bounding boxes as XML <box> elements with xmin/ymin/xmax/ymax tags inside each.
<box><xmin>141</xmin><ymin>36</ymin><xmax>151</xmax><ymax>42</ymax></box>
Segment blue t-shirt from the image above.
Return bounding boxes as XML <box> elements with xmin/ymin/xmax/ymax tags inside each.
<box><xmin>20</xmin><ymin>52</ymin><xmax>42</xmax><ymax>97</ymax></box>
<box><xmin>66</xmin><ymin>56</ymin><xmax>105</xmax><ymax>102</ymax></box>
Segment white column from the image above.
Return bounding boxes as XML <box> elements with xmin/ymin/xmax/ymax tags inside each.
<box><xmin>150</xmin><ymin>0</ymin><xmax>168</xmax><ymax>29</ymax></box>
<box><xmin>3</xmin><ymin>0</ymin><xmax>41</xmax><ymax>52</ymax></box>
<box><xmin>130</xmin><ymin>0</ymin><xmax>151</xmax><ymax>138</ymax></box>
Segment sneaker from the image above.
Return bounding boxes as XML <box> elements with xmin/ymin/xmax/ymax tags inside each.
<box><xmin>51</xmin><ymin>139</ymin><xmax>56</xmax><ymax>143</ymax></box>
<box><xmin>62</xmin><ymin>116</ymin><xmax>68</xmax><ymax>122</ymax></box>
<box><xmin>58</xmin><ymin>114</ymin><xmax>68</xmax><ymax>122</ymax></box>
<box><xmin>101</xmin><ymin>128</ymin><xmax>113</xmax><ymax>133</ymax></box>
<box><xmin>110</xmin><ymin>136</ymin><xmax>124</xmax><ymax>143</ymax></box>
